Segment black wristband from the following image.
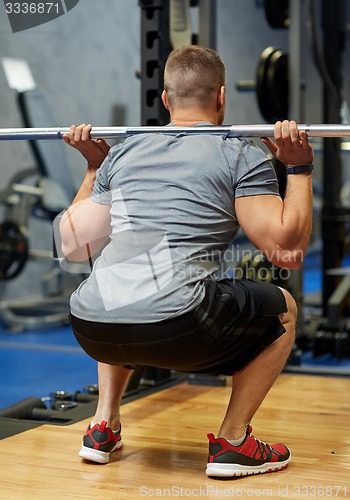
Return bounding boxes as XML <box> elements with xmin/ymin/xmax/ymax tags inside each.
<box><xmin>286</xmin><ymin>164</ymin><xmax>314</xmax><ymax>174</ymax></box>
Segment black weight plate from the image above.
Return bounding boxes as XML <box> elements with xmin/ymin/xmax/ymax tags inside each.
<box><xmin>256</xmin><ymin>46</ymin><xmax>278</xmax><ymax>122</ymax></box>
<box><xmin>236</xmin><ymin>251</ymin><xmax>272</xmax><ymax>283</ymax></box>
<box><xmin>0</xmin><ymin>221</ymin><xmax>29</xmax><ymax>280</ymax></box>
<box><xmin>270</xmin><ymin>156</ymin><xmax>287</xmax><ymax>199</ymax></box>
<box><xmin>264</xmin><ymin>0</ymin><xmax>289</xmax><ymax>29</ymax></box>
<box><xmin>266</xmin><ymin>49</ymin><xmax>289</xmax><ymax>121</ymax></box>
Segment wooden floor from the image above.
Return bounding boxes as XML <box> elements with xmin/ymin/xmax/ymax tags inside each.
<box><xmin>0</xmin><ymin>373</ymin><xmax>349</xmax><ymax>499</ymax></box>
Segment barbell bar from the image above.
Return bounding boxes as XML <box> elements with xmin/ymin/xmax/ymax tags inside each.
<box><xmin>0</xmin><ymin>124</ymin><xmax>350</xmax><ymax>141</ymax></box>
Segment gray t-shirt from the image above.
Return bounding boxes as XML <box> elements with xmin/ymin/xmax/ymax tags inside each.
<box><xmin>70</xmin><ymin>128</ymin><xmax>279</xmax><ymax>323</ymax></box>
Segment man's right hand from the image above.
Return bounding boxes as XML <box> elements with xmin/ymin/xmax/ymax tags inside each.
<box><xmin>63</xmin><ymin>123</ymin><xmax>111</xmax><ymax>170</ymax></box>
<box><xmin>260</xmin><ymin>120</ymin><xmax>314</xmax><ymax>168</ymax></box>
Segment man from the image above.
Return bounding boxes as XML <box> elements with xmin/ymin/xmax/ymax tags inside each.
<box><xmin>59</xmin><ymin>45</ymin><xmax>313</xmax><ymax>477</ymax></box>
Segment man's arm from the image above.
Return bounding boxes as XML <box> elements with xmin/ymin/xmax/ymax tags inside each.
<box><xmin>235</xmin><ymin>120</ymin><xmax>314</xmax><ymax>269</ymax></box>
<box><xmin>59</xmin><ymin>124</ymin><xmax>111</xmax><ymax>261</ymax></box>
<box><xmin>63</xmin><ymin>123</ymin><xmax>111</xmax><ymax>204</ymax></box>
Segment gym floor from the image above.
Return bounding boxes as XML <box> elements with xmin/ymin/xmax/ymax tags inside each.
<box><xmin>0</xmin><ymin>249</ymin><xmax>350</xmax><ymax>499</ymax></box>
<box><xmin>0</xmin><ymin>324</ymin><xmax>97</xmax><ymax>409</ymax></box>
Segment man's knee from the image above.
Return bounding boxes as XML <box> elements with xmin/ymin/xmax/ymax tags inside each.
<box><xmin>279</xmin><ymin>287</ymin><xmax>297</xmax><ymax>326</ymax></box>
<box><xmin>276</xmin><ymin>287</ymin><xmax>297</xmax><ymax>352</ymax></box>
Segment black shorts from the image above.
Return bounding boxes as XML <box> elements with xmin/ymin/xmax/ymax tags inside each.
<box><xmin>70</xmin><ymin>278</ymin><xmax>287</xmax><ymax>376</ymax></box>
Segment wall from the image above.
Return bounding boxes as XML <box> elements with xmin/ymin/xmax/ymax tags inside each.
<box><xmin>0</xmin><ymin>0</ymin><xmax>141</xmax><ymax>187</ymax></box>
<box><xmin>0</xmin><ymin>0</ymin><xmax>141</xmax><ymax>301</ymax></box>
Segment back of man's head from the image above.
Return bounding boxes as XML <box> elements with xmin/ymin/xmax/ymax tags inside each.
<box><xmin>164</xmin><ymin>45</ymin><xmax>225</xmax><ymax>109</ymax></box>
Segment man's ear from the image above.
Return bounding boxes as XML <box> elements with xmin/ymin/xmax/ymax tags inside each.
<box><xmin>161</xmin><ymin>90</ymin><xmax>170</xmax><ymax>110</ymax></box>
<box><xmin>217</xmin><ymin>86</ymin><xmax>225</xmax><ymax>111</ymax></box>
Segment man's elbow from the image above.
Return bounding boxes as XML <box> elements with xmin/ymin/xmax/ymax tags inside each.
<box><xmin>61</xmin><ymin>242</ymin><xmax>92</xmax><ymax>262</ymax></box>
<box><xmin>61</xmin><ymin>235</ymin><xmax>109</xmax><ymax>262</ymax></box>
<box><xmin>270</xmin><ymin>247</ymin><xmax>306</xmax><ymax>270</ymax></box>
<box><xmin>280</xmin><ymin>252</ymin><xmax>304</xmax><ymax>269</ymax></box>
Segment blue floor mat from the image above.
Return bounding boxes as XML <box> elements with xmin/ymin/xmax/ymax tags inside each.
<box><xmin>0</xmin><ymin>325</ymin><xmax>97</xmax><ymax>409</ymax></box>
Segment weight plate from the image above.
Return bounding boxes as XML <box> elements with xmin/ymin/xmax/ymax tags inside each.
<box><xmin>256</xmin><ymin>46</ymin><xmax>278</xmax><ymax>122</ymax></box>
<box><xmin>270</xmin><ymin>156</ymin><xmax>287</xmax><ymax>199</ymax></box>
<box><xmin>266</xmin><ymin>48</ymin><xmax>289</xmax><ymax>121</ymax></box>
<box><xmin>235</xmin><ymin>250</ymin><xmax>289</xmax><ymax>286</ymax></box>
<box><xmin>0</xmin><ymin>221</ymin><xmax>29</xmax><ymax>280</ymax></box>
<box><xmin>264</xmin><ymin>0</ymin><xmax>289</xmax><ymax>29</ymax></box>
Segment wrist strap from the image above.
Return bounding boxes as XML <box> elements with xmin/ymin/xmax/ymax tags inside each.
<box><xmin>286</xmin><ymin>164</ymin><xmax>314</xmax><ymax>174</ymax></box>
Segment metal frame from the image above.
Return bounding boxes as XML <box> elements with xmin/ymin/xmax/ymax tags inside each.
<box><xmin>139</xmin><ymin>0</ymin><xmax>171</xmax><ymax>126</ymax></box>
<box><xmin>197</xmin><ymin>0</ymin><xmax>216</xmax><ymax>48</ymax></box>
<box><xmin>288</xmin><ymin>0</ymin><xmax>305</xmax><ymax>330</ymax></box>
<box><xmin>321</xmin><ymin>0</ymin><xmax>348</xmax><ymax>314</ymax></box>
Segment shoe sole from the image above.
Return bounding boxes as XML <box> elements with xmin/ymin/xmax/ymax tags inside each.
<box><xmin>79</xmin><ymin>440</ymin><xmax>123</xmax><ymax>464</ymax></box>
<box><xmin>206</xmin><ymin>457</ymin><xmax>290</xmax><ymax>477</ymax></box>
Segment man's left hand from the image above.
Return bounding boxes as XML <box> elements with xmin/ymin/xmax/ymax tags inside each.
<box><xmin>63</xmin><ymin>123</ymin><xmax>111</xmax><ymax>169</ymax></box>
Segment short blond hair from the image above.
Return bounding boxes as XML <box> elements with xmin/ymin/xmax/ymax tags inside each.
<box><xmin>164</xmin><ymin>45</ymin><xmax>225</xmax><ymax>109</ymax></box>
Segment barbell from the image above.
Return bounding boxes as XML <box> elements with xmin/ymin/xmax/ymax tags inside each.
<box><xmin>0</xmin><ymin>124</ymin><xmax>350</xmax><ymax>141</ymax></box>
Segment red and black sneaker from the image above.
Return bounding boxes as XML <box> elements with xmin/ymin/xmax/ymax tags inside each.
<box><xmin>79</xmin><ymin>420</ymin><xmax>122</xmax><ymax>464</ymax></box>
<box><xmin>206</xmin><ymin>426</ymin><xmax>290</xmax><ymax>477</ymax></box>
